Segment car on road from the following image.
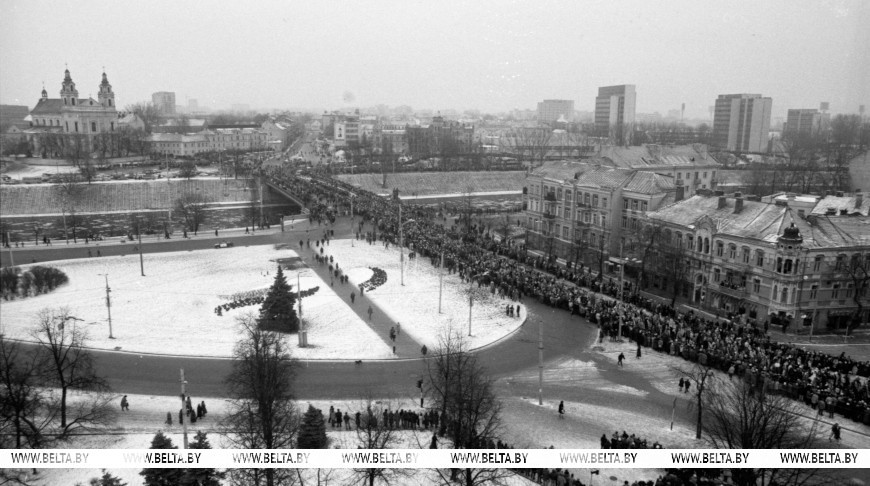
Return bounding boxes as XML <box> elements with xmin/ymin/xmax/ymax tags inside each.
<box><xmin>214</xmin><ymin>241</ymin><xmax>234</xmax><ymax>249</ymax></box>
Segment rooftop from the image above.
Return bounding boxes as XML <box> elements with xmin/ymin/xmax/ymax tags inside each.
<box><xmin>811</xmin><ymin>194</ymin><xmax>870</xmax><ymax>217</ymax></box>
<box><xmin>648</xmin><ymin>195</ymin><xmax>870</xmax><ymax>249</ymax></box>
<box><xmin>596</xmin><ymin>144</ymin><xmax>720</xmax><ymax>169</ymax></box>
<box><xmin>531</xmin><ymin>160</ymin><xmax>674</xmax><ymax>194</ymax></box>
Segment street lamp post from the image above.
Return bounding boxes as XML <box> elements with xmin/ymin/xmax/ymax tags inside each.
<box><xmin>468</xmin><ymin>271</ymin><xmax>488</xmax><ymax>336</ymax></box>
<box><xmin>98</xmin><ymin>273</ymin><xmax>114</xmax><ymax>339</ymax></box>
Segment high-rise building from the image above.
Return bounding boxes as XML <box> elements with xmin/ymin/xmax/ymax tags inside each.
<box><xmin>712</xmin><ymin>94</ymin><xmax>772</xmax><ymax>153</ymax></box>
<box><xmin>537</xmin><ymin>99</ymin><xmax>574</xmax><ymax>123</ymax></box>
<box><xmin>785</xmin><ymin>109</ymin><xmax>830</xmax><ymax>136</ymax></box>
<box><xmin>594</xmin><ymin>85</ymin><xmax>636</xmax><ymax>145</ymax></box>
<box><xmin>152</xmin><ymin>91</ymin><xmax>176</xmax><ymax>115</ymax></box>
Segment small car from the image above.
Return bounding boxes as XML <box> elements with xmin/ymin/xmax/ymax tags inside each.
<box><xmin>214</xmin><ymin>241</ymin><xmax>234</xmax><ymax>249</ymax></box>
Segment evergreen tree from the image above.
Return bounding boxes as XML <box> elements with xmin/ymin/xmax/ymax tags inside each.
<box><xmin>88</xmin><ymin>469</ymin><xmax>127</xmax><ymax>486</ymax></box>
<box><xmin>140</xmin><ymin>431</ymin><xmax>182</xmax><ymax>486</ymax></box>
<box><xmin>297</xmin><ymin>404</ymin><xmax>328</xmax><ymax>449</ymax></box>
<box><xmin>181</xmin><ymin>431</ymin><xmax>225</xmax><ymax>486</ymax></box>
<box><xmin>257</xmin><ymin>265</ymin><xmax>299</xmax><ymax>333</ymax></box>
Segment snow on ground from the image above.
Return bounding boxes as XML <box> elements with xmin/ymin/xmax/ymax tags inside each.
<box><xmin>326</xmin><ymin>239</ymin><xmax>524</xmax><ymax>349</ymax></box>
<box><xmin>14</xmin><ymin>392</ymin><xmax>534</xmax><ymax>486</ymax></box>
<box><xmin>0</xmin><ymin>246</ymin><xmax>393</xmax><ymax>359</ymax></box>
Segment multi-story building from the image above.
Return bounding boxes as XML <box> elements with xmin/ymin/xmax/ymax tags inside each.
<box><xmin>646</xmin><ymin>192</ymin><xmax>869</xmax><ymax>330</ymax></box>
<box><xmin>537</xmin><ymin>100</ymin><xmax>575</xmax><ymax>123</ymax></box>
<box><xmin>405</xmin><ymin>115</ymin><xmax>474</xmax><ymax>157</ymax></box>
<box><xmin>594</xmin><ymin>85</ymin><xmax>636</xmax><ymax>145</ymax></box>
<box><xmin>522</xmin><ymin>160</ymin><xmax>676</xmax><ymax>265</ymax></box>
<box><xmin>712</xmin><ymin>93</ymin><xmax>772</xmax><ymax>153</ymax></box>
<box><xmin>785</xmin><ymin>109</ymin><xmax>830</xmax><ymax>136</ymax></box>
<box><xmin>147</xmin><ymin>127</ymin><xmax>269</xmax><ymax>157</ymax></box>
<box><xmin>595</xmin><ymin>143</ymin><xmax>721</xmax><ymax>196</ymax></box>
<box><xmin>373</xmin><ymin>124</ymin><xmax>407</xmax><ymax>154</ymax></box>
<box><xmin>25</xmin><ymin>68</ymin><xmax>119</xmax><ymax>157</ymax></box>
<box><xmin>334</xmin><ymin>114</ymin><xmax>360</xmax><ymax>148</ymax></box>
<box><xmin>152</xmin><ymin>92</ymin><xmax>176</xmax><ymax>115</ymax></box>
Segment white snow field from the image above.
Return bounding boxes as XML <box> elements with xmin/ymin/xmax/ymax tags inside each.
<box><xmin>324</xmin><ymin>239</ymin><xmax>525</xmax><ymax>350</ymax></box>
<box><xmin>0</xmin><ymin>245</ymin><xmax>392</xmax><ymax>359</ymax></box>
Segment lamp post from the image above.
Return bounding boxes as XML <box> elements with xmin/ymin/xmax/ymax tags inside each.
<box><xmin>468</xmin><ymin>271</ymin><xmax>489</xmax><ymax>336</ymax></box>
<box><xmin>398</xmin><ymin>205</ymin><xmax>416</xmax><ymax>286</ymax></box>
<box><xmin>97</xmin><ymin>273</ymin><xmax>114</xmax><ymax>339</ymax></box>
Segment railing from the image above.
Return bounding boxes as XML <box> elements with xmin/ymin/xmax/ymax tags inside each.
<box><xmin>544</xmin><ymin>193</ymin><xmax>557</xmax><ymax>202</ymax></box>
<box><xmin>711</xmin><ymin>282</ymin><xmax>747</xmax><ymax>298</ymax></box>
<box><xmin>543</xmin><ymin>212</ymin><xmax>556</xmax><ymax>219</ymax></box>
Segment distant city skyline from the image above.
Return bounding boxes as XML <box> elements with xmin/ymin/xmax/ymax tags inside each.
<box><xmin>1</xmin><ymin>0</ymin><xmax>867</xmax><ymax>118</ymax></box>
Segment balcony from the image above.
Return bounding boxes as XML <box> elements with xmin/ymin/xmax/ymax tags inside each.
<box><xmin>543</xmin><ymin>212</ymin><xmax>556</xmax><ymax>219</ymax></box>
<box><xmin>711</xmin><ymin>282</ymin><xmax>747</xmax><ymax>299</ymax></box>
<box><xmin>544</xmin><ymin>193</ymin><xmax>557</xmax><ymax>202</ymax></box>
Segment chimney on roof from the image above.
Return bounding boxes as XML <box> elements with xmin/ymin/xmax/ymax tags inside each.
<box><xmin>718</xmin><ymin>196</ymin><xmax>727</xmax><ymax>209</ymax></box>
<box><xmin>675</xmin><ymin>179</ymin><xmax>685</xmax><ymax>202</ymax></box>
<box><xmin>825</xmin><ymin>207</ymin><xmax>837</xmax><ymax>215</ymax></box>
<box><xmin>775</xmin><ymin>200</ymin><xmax>788</xmax><ymax>207</ymax></box>
<box><xmin>836</xmin><ymin>191</ymin><xmax>844</xmax><ymax>197</ymax></box>
<box><xmin>806</xmin><ymin>214</ymin><xmax>818</xmax><ymax>225</ymax></box>
<box><xmin>734</xmin><ymin>196</ymin><xmax>744</xmax><ymax>214</ymax></box>
<box><xmin>714</xmin><ymin>190</ymin><xmax>725</xmax><ymax>196</ymax></box>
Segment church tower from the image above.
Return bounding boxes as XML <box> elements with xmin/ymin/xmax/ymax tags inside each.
<box><xmin>98</xmin><ymin>71</ymin><xmax>115</xmax><ymax>108</ymax></box>
<box><xmin>41</xmin><ymin>84</ymin><xmax>48</xmax><ymax>100</ymax></box>
<box><xmin>60</xmin><ymin>68</ymin><xmax>79</xmax><ymax>106</ymax></box>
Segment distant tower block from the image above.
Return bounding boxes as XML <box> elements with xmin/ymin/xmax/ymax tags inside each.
<box><xmin>681</xmin><ymin>102</ymin><xmax>685</xmax><ymax>121</ymax></box>
<box><xmin>860</xmin><ymin>105</ymin><xmax>865</xmax><ymax>115</ymax></box>
<box><xmin>820</xmin><ymin>102</ymin><xmax>829</xmax><ymax>112</ymax></box>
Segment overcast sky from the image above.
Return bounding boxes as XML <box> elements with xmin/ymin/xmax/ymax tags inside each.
<box><xmin>1</xmin><ymin>0</ymin><xmax>867</xmax><ymax>118</ymax></box>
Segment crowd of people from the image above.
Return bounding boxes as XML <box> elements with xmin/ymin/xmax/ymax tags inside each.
<box><xmin>265</xmin><ymin>170</ymin><xmax>870</xmax><ymax>427</ymax></box>
<box><xmin>602</xmin><ymin>431</ymin><xmax>662</xmax><ymax>449</ymax></box>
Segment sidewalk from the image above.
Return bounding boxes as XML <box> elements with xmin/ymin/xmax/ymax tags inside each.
<box><xmin>296</xmin><ymin>241</ymin><xmax>424</xmax><ymax>359</ymax></box>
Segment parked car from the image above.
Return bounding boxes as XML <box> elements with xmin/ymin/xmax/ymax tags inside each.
<box><xmin>214</xmin><ymin>241</ymin><xmax>234</xmax><ymax>249</ymax></box>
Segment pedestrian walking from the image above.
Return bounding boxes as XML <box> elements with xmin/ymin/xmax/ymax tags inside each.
<box><xmin>558</xmin><ymin>400</ymin><xmax>565</xmax><ymax>419</ymax></box>
<box><xmin>120</xmin><ymin>395</ymin><xmax>129</xmax><ymax>411</ymax></box>
<box><xmin>830</xmin><ymin>423</ymin><xmax>841</xmax><ymax>442</ymax></box>
<box><xmin>678</xmin><ymin>377</ymin><xmax>685</xmax><ymax>392</ymax></box>
<box><xmin>368</xmin><ymin>305</ymin><xmax>373</xmax><ymax>321</ymax></box>
<box><xmin>636</xmin><ymin>344</ymin><xmax>642</xmax><ymax>359</ymax></box>
<box><xmin>396</xmin><ymin>323</ymin><xmax>401</xmax><ymax>336</ymax></box>
<box><xmin>97</xmin><ymin>250</ymin><xmax>101</xmax><ymax>257</ymax></box>
<box><xmin>617</xmin><ymin>352</ymin><xmax>625</xmax><ymax>367</ymax></box>
<box><xmin>350</xmin><ymin>291</ymin><xmax>356</xmax><ymax>304</ymax></box>
<box><xmin>165</xmin><ymin>412</ymin><xmax>172</xmax><ymax>426</ymax></box>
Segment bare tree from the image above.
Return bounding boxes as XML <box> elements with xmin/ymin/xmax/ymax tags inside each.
<box><xmin>626</xmin><ymin>222</ymin><xmax>664</xmax><ymax>293</ymax></box>
<box><xmin>843</xmin><ymin>252</ymin><xmax>870</xmax><ymax>335</ymax></box>
<box><xmin>425</xmin><ymin>331</ymin><xmax>509</xmax><ymax>486</ymax></box>
<box><xmin>174</xmin><ymin>191</ymin><xmax>210</xmax><ymax>235</ymax></box>
<box><xmin>350</xmin><ymin>398</ymin><xmax>410</xmax><ymax>486</ymax></box>
<box><xmin>31</xmin><ymin>307</ymin><xmax>115</xmax><ymax>437</ymax></box>
<box><xmin>651</xmin><ymin>234</ymin><xmax>692</xmax><ymax>307</ymax></box>
<box><xmin>705</xmin><ymin>379</ymin><xmax>826</xmax><ymax>486</ymax></box>
<box><xmin>500</xmin><ymin>128</ymin><xmax>552</xmax><ymax>167</ymax></box>
<box><xmin>672</xmin><ymin>363</ymin><xmax>717</xmax><ymax>439</ymax></box>
<box><xmin>0</xmin><ymin>335</ymin><xmax>54</xmax><ymax>449</ymax></box>
<box><xmin>125</xmin><ymin>102</ymin><xmax>161</xmax><ymax>133</ymax></box>
<box><xmin>178</xmin><ymin>160</ymin><xmax>197</xmax><ymax>180</ymax></box>
<box><xmin>66</xmin><ymin>135</ymin><xmax>96</xmax><ymax>184</ymax></box>
<box><xmin>223</xmin><ymin>313</ymin><xmax>300</xmax><ymax>486</ymax></box>
<box><xmin>54</xmin><ymin>174</ymin><xmax>85</xmax><ymax>242</ymax></box>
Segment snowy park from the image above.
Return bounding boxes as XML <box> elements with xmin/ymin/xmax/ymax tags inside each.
<box><xmin>0</xmin><ymin>241</ymin><xmax>523</xmax><ymax>358</ymax></box>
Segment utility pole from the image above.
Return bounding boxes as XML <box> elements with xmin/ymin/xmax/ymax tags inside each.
<box><xmin>6</xmin><ymin>232</ymin><xmax>14</xmax><ymax>268</ymax></box>
<box><xmin>399</xmin><ymin>204</ymin><xmax>404</xmax><ymax>286</ymax></box>
<box><xmin>179</xmin><ymin>368</ymin><xmax>189</xmax><ymax>449</ymax></box>
<box><xmin>438</xmin><ymin>250</ymin><xmax>444</xmax><ymax>314</ymax></box>
<box><xmin>100</xmin><ymin>274</ymin><xmax>114</xmax><ymax>339</ymax></box>
<box><xmin>538</xmin><ymin>318</ymin><xmax>544</xmax><ymax>406</ymax></box>
<box><xmin>137</xmin><ymin>223</ymin><xmax>145</xmax><ymax>276</ymax></box>
<box><xmin>258</xmin><ymin>175</ymin><xmax>264</xmax><ymax>229</ymax></box>
<box><xmin>618</xmin><ymin>240</ymin><xmax>625</xmax><ymax>340</ymax></box>
<box><xmin>468</xmin><ymin>275</ymin><xmax>473</xmax><ymax>336</ymax></box>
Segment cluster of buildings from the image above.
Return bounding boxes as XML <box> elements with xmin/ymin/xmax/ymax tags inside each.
<box><xmin>0</xmin><ymin>68</ymin><xmax>295</xmax><ymax>158</ymax></box>
<box><xmin>522</xmin><ymin>145</ymin><xmax>869</xmax><ymax>330</ymax></box>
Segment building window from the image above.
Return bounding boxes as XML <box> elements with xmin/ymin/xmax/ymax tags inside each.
<box><xmin>742</xmin><ymin>247</ymin><xmax>750</xmax><ymax>263</ymax></box>
<box><xmin>846</xmin><ymin>284</ymin><xmax>853</xmax><ymax>298</ymax></box>
<box><xmin>695</xmin><ymin>172</ymin><xmax>699</xmax><ymax>179</ymax></box>
<box><xmin>74</xmin><ymin>122</ymin><xmax>79</xmax><ymax>132</ymax></box>
<box><xmin>716</xmin><ymin>241</ymin><xmax>724</xmax><ymax>257</ymax></box>
<box><xmin>601</xmin><ymin>216</ymin><xmax>606</xmax><ymax>228</ymax></box>
<box><xmin>677</xmin><ymin>172</ymin><xmax>682</xmax><ymax>179</ymax></box>
<box><xmin>728</xmin><ymin>244</ymin><xmax>736</xmax><ymax>259</ymax></box>
<box><xmin>592</xmin><ymin>195</ymin><xmax>599</xmax><ymax>207</ymax></box>
<box><xmin>832</xmin><ymin>284</ymin><xmax>840</xmax><ymax>299</ymax></box>
<box><xmin>756</xmin><ymin>250</ymin><xmax>765</xmax><ymax>267</ymax></box>
<box><xmin>753</xmin><ymin>278</ymin><xmax>761</xmax><ymax>293</ymax></box>
<box><xmin>813</xmin><ymin>255</ymin><xmax>823</xmax><ymax>271</ymax></box>
<box><xmin>810</xmin><ymin>285</ymin><xmax>818</xmax><ymax>299</ymax></box>
<box><xmin>704</xmin><ymin>238</ymin><xmax>710</xmax><ymax>254</ymax></box>
<box><xmin>562</xmin><ymin>226</ymin><xmax>569</xmax><ymax>239</ymax></box>
<box><xmin>703</xmin><ymin>172</ymin><xmax>708</xmax><ymax>178</ymax></box>
<box><xmin>713</xmin><ymin>268</ymin><xmax>720</xmax><ymax>283</ymax></box>
<box><xmin>91</xmin><ymin>122</ymin><xmax>97</xmax><ymax>132</ymax></box>
<box><xmin>623</xmin><ymin>198</ymin><xmax>629</xmax><ymax>209</ymax></box>
<box><xmin>622</xmin><ymin>217</ymin><xmax>628</xmax><ymax>228</ymax></box>
<box><xmin>602</xmin><ymin>197</ymin><xmax>607</xmax><ymax>208</ymax></box>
